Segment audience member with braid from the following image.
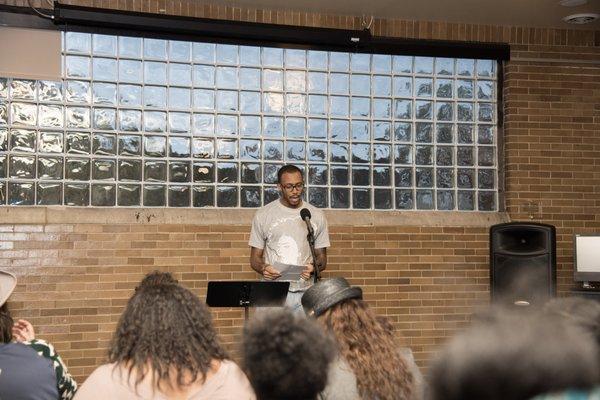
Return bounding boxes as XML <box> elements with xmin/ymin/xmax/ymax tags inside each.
<box><xmin>74</xmin><ymin>271</ymin><xmax>255</xmax><ymax>400</ymax></box>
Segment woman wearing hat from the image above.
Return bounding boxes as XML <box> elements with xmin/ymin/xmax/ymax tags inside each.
<box><xmin>301</xmin><ymin>277</ymin><xmax>423</xmax><ymax>400</ymax></box>
<box><xmin>0</xmin><ymin>269</ymin><xmax>78</xmax><ymax>400</ymax></box>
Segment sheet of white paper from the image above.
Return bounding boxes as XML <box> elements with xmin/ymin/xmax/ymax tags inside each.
<box><xmin>272</xmin><ymin>261</ymin><xmax>304</xmax><ymax>281</ymax></box>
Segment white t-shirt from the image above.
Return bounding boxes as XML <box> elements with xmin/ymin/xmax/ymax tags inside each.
<box><xmin>249</xmin><ymin>200</ymin><xmax>330</xmax><ymax>292</ymax></box>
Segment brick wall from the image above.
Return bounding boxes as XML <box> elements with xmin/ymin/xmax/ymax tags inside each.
<box><xmin>0</xmin><ymin>0</ymin><xmax>599</xmax><ymax>383</ymax></box>
<box><xmin>504</xmin><ymin>45</ymin><xmax>600</xmax><ymax>293</ymax></box>
<box><xmin>2</xmin><ymin>215</ymin><xmax>497</xmax><ymax>379</ymax></box>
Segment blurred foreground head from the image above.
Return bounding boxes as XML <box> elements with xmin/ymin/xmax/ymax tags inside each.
<box><xmin>543</xmin><ymin>296</ymin><xmax>600</xmax><ymax>347</ymax></box>
<box><xmin>428</xmin><ymin>308</ymin><xmax>599</xmax><ymax>400</ymax></box>
<box><xmin>243</xmin><ymin>309</ymin><xmax>335</xmax><ymax>400</ymax></box>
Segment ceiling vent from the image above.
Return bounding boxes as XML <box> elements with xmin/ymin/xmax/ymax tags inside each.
<box><xmin>562</xmin><ymin>13</ymin><xmax>599</xmax><ymax>24</ymax></box>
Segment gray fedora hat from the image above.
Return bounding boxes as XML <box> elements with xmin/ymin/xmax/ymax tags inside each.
<box><xmin>301</xmin><ymin>277</ymin><xmax>362</xmax><ymax>317</ymax></box>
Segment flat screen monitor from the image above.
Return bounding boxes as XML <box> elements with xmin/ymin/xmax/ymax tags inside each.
<box><xmin>574</xmin><ymin>234</ymin><xmax>600</xmax><ymax>283</ymax></box>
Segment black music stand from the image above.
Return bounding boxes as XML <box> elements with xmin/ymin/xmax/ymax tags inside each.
<box><xmin>206</xmin><ymin>281</ymin><xmax>290</xmax><ymax>320</ymax></box>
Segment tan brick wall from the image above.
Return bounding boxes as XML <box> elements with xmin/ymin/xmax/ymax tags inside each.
<box><xmin>2</xmin><ymin>219</ymin><xmax>496</xmax><ymax>380</ymax></box>
<box><xmin>0</xmin><ymin>0</ymin><xmax>599</xmax><ymax>384</ymax></box>
<box><xmin>503</xmin><ymin>47</ymin><xmax>600</xmax><ymax>293</ymax></box>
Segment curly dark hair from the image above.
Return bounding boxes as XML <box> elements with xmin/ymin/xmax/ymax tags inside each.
<box><xmin>109</xmin><ymin>273</ymin><xmax>228</xmax><ymax>390</ymax></box>
<box><xmin>0</xmin><ymin>303</ymin><xmax>13</xmax><ymax>343</ymax></box>
<box><xmin>243</xmin><ymin>309</ymin><xmax>335</xmax><ymax>400</ymax></box>
<box><xmin>320</xmin><ymin>298</ymin><xmax>413</xmax><ymax>400</ymax></box>
<box><xmin>137</xmin><ymin>270</ymin><xmax>179</xmax><ymax>287</ymax></box>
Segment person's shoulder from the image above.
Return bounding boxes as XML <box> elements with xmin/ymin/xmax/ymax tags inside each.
<box><xmin>86</xmin><ymin>363</ymin><xmax>117</xmax><ymax>379</ymax></box>
<box><xmin>253</xmin><ymin>200</ymin><xmax>280</xmax><ymax>217</ymax></box>
<box><xmin>220</xmin><ymin>360</ymin><xmax>254</xmax><ymax>386</ymax></box>
<box><xmin>323</xmin><ymin>357</ymin><xmax>360</xmax><ymax>400</ymax></box>
<box><xmin>26</xmin><ymin>338</ymin><xmax>50</xmax><ymax>347</ymax></box>
<box><xmin>73</xmin><ymin>363</ymin><xmax>118</xmax><ymax>399</ymax></box>
<box><xmin>329</xmin><ymin>357</ymin><xmax>355</xmax><ymax>376</ymax></box>
<box><xmin>24</xmin><ymin>338</ymin><xmax>55</xmax><ymax>356</ymax></box>
<box><xmin>82</xmin><ymin>363</ymin><xmax>124</xmax><ymax>389</ymax></box>
<box><xmin>220</xmin><ymin>359</ymin><xmax>248</xmax><ymax>378</ymax></box>
<box><xmin>215</xmin><ymin>360</ymin><xmax>256</xmax><ymax>398</ymax></box>
<box><xmin>0</xmin><ymin>341</ymin><xmax>40</xmax><ymax>357</ymax></box>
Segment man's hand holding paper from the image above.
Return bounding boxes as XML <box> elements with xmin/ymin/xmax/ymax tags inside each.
<box><xmin>272</xmin><ymin>261</ymin><xmax>305</xmax><ymax>281</ymax></box>
<box><xmin>300</xmin><ymin>262</ymin><xmax>314</xmax><ymax>280</ymax></box>
<box><xmin>262</xmin><ymin>264</ymin><xmax>282</xmax><ymax>280</ymax></box>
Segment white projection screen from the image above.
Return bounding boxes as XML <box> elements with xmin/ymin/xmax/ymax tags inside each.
<box><xmin>575</xmin><ymin>235</ymin><xmax>600</xmax><ymax>273</ymax></box>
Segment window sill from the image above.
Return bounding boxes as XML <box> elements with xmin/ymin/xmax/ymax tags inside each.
<box><xmin>0</xmin><ymin>206</ymin><xmax>508</xmax><ymax>227</ymax></box>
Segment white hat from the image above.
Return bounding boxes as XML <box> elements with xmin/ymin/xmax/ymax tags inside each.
<box><xmin>0</xmin><ymin>270</ymin><xmax>16</xmax><ymax>307</ymax></box>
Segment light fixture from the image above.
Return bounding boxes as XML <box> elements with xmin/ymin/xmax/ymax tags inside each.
<box><xmin>558</xmin><ymin>0</ymin><xmax>587</xmax><ymax>6</ymax></box>
<box><xmin>562</xmin><ymin>13</ymin><xmax>599</xmax><ymax>24</ymax></box>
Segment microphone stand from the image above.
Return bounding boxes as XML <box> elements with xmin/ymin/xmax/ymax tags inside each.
<box><xmin>306</xmin><ymin>227</ymin><xmax>320</xmax><ymax>284</ymax></box>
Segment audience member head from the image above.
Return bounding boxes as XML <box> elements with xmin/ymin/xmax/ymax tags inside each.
<box><xmin>243</xmin><ymin>309</ymin><xmax>335</xmax><ymax>400</ymax></box>
<box><xmin>543</xmin><ymin>296</ymin><xmax>600</xmax><ymax>346</ymax></box>
<box><xmin>0</xmin><ymin>270</ymin><xmax>17</xmax><ymax>343</ymax></box>
<box><xmin>428</xmin><ymin>308</ymin><xmax>599</xmax><ymax>400</ymax></box>
<box><xmin>277</xmin><ymin>164</ymin><xmax>304</xmax><ymax>208</ymax></box>
<box><xmin>137</xmin><ymin>270</ymin><xmax>179</xmax><ymax>287</ymax></box>
<box><xmin>302</xmin><ymin>277</ymin><xmax>414</xmax><ymax>400</ymax></box>
<box><xmin>109</xmin><ymin>271</ymin><xmax>228</xmax><ymax>389</ymax></box>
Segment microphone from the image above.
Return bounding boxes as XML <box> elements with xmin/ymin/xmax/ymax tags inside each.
<box><xmin>300</xmin><ymin>208</ymin><xmax>314</xmax><ymax>236</ymax></box>
<box><xmin>301</xmin><ymin>208</ymin><xmax>319</xmax><ymax>282</ymax></box>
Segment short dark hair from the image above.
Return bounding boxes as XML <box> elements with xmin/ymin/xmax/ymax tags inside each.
<box><xmin>428</xmin><ymin>310</ymin><xmax>599</xmax><ymax>400</ymax></box>
<box><xmin>277</xmin><ymin>164</ymin><xmax>303</xmax><ymax>183</ymax></box>
<box><xmin>243</xmin><ymin>309</ymin><xmax>335</xmax><ymax>400</ymax></box>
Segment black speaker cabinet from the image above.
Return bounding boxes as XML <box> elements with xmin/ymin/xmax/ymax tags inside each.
<box><xmin>490</xmin><ymin>222</ymin><xmax>556</xmax><ymax>306</ymax></box>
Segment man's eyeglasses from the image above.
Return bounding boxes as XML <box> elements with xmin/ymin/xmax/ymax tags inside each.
<box><xmin>281</xmin><ymin>183</ymin><xmax>304</xmax><ymax>191</ymax></box>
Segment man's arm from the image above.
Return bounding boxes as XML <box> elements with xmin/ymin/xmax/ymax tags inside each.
<box><xmin>250</xmin><ymin>246</ymin><xmax>281</xmax><ymax>280</ymax></box>
<box><xmin>250</xmin><ymin>246</ymin><xmax>266</xmax><ymax>274</ymax></box>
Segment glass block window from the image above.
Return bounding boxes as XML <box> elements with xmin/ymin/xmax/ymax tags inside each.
<box><xmin>0</xmin><ymin>32</ymin><xmax>498</xmax><ymax>210</ymax></box>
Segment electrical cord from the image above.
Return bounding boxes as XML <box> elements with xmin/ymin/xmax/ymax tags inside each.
<box><xmin>28</xmin><ymin>0</ymin><xmax>54</xmax><ymax>20</ymax></box>
<box><xmin>361</xmin><ymin>15</ymin><xmax>374</xmax><ymax>31</ymax></box>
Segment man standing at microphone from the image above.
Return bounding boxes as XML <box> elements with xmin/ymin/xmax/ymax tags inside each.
<box><xmin>249</xmin><ymin>164</ymin><xmax>330</xmax><ymax>312</ymax></box>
